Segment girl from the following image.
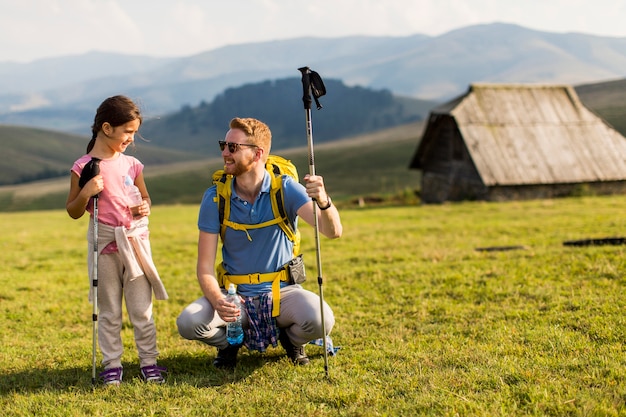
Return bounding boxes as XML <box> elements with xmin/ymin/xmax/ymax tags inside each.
<box><xmin>66</xmin><ymin>95</ymin><xmax>168</xmax><ymax>385</ymax></box>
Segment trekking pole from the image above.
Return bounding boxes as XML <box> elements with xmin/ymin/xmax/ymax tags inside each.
<box><xmin>298</xmin><ymin>66</ymin><xmax>329</xmax><ymax>378</ymax></box>
<box><xmin>79</xmin><ymin>157</ymin><xmax>101</xmax><ymax>385</ymax></box>
<box><xmin>91</xmin><ymin>191</ymin><xmax>99</xmax><ymax>385</ymax></box>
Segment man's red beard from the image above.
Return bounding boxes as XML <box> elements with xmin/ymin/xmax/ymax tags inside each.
<box><xmin>224</xmin><ymin>154</ymin><xmax>255</xmax><ymax>176</ymax></box>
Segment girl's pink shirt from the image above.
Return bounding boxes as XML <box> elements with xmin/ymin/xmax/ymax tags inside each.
<box><xmin>72</xmin><ymin>153</ymin><xmax>144</xmax><ymax>252</ymax></box>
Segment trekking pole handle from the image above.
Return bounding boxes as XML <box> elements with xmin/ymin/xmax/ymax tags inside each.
<box><xmin>298</xmin><ymin>66</ymin><xmax>313</xmax><ymax>111</ymax></box>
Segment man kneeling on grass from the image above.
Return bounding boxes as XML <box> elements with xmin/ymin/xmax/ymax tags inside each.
<box><xmin>176</xmin><ymin>117</ymin><xmax>342</xmax><ymax>368</ymax></box>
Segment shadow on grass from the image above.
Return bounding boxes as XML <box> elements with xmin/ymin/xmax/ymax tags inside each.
<box><xmin>0</xmin><ymin>348</ymin><xmax>310</xmax><ymax>394</ymax></box>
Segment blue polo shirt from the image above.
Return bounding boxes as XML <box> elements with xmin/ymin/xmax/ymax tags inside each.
<box><xmin>198</xmin><ymin>171</ymin><xmax>311</xmax><ymax>297</ymax></box>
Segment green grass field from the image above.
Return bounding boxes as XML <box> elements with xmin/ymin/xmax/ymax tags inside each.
<box><xmin>1</xmin><ymin>196</ymin><xmax>625</xmax><ymax>416</ymax></box>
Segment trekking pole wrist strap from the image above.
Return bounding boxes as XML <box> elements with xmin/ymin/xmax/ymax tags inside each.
<box><xmin>317</xmin><ymin>196</ymin><xmax>332</xmax><ymax>210</ymax></box>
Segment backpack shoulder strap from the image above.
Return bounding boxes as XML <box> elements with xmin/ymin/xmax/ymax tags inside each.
<box><xmin>268</xmin><ymin>173</ymin><xmax>301</xmax><ymax>256</ymax></box>
<box><xmin>212</xmin><ymin>170</ymin><xmax>231</xmax><ymax>240</ymax></box>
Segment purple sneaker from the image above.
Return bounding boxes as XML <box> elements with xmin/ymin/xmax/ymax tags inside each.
<box><xmin>141</xmin><ymin>365</ymin><xmax>167</xmax><ymax>383</ymax></box>
<box><xmin>99</xmin><ymin>367</ymin><xmax>123</xmax><ymax>386</ymax></box>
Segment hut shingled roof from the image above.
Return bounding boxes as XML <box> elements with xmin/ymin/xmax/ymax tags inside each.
<box><xmin>429</xmin><ymin>83</ymin><xmax>626</xmax><ymax>186</ymax></box>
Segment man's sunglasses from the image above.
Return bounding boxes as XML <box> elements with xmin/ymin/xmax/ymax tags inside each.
<box><xmin>219</xmin><ymin>141</ymin><xmax>258</xmax><ymax>153</ymax></box>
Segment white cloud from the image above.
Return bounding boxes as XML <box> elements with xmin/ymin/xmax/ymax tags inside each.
<box><xmin>9</xmin><ymin>93</ymin><xmax>50</xmax><ymax>112</ymax></box>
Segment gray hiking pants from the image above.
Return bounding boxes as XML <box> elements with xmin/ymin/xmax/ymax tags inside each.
<box><xmin>97</xmin><ymin>252</ymin><xmax>159</xmax><ymax>370</ymax></box>
<box><xmin>176</xmin><ymin>285</ymin><xmax>334</xmax><ymax>349</ymax></box>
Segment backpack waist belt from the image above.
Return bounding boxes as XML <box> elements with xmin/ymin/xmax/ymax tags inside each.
<box><xmin>221</xmin><ymin>269</ymin><xmax>289</xmax><ymax>317</ymax></box>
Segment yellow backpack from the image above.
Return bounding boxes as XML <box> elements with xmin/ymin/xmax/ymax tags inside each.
<box><xmin>212</xmin><ymin>155</ymin><xmax>301</xmax><ymax>256</ymax></box>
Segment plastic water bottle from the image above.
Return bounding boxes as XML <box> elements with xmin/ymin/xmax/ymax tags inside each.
<box><xmin>125</xmin><ymin>179</ymin><xmax>143</xmax><ymax>219</ymax></box>
<box><xmin>226</xmin><ymin>284</ymin><xmax>244</xmax><ymax>346</ymax></box>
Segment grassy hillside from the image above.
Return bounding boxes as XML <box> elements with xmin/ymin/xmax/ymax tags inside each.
<box><xmin>576</xmin><ymin>79</ymin><xmax>626</xmax><ymax>133</ymax></box>
<box><xmin>145</xmin><ymin>121</ymin><xmax>426</xmax><ymax>206</ymax></box>
<box><xmin>0</xmin><ymin>124</ymin><xmax>206</xmax><ymax>186</ymax></box>
<box><xmin>0</xmin><ymin>126</ymin><xmax>86</xmax><ymax>185</ymax></box>
<box><xmin>0</xmin><ymin>121</ymin><xmax>425</xmax><ymax>212</ymax></box>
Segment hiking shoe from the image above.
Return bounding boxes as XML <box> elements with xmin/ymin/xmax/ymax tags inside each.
<box><xmin>213</xmin><ymin>344</ymin><xmax>240</xmax><ymax>369</ymax></box>
<box><xmin>279</xmin><ymin>330</ymin><xmax>310</xmax><ymax>366</ymax></box>
<box><xmin>99</xmin><ymin>367</ymin><xmax>123</xmax><ymax>386</ymax></box>
<box><xmin>141</xmin><ymin>364</ymin><xmax>167</xmax><ymax>383</ymax></box>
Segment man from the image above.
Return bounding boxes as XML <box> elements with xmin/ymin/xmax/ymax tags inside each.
<box><xmin>176</xmin><ymin>117</ymin><xmax>342</xmax><ymax>368</ymax></box>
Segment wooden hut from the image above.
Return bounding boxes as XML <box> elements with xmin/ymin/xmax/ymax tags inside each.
<box><xmin>409</xmin><ymin>83</ymin><xmax>626</xmax><ymax>203</ymax></box>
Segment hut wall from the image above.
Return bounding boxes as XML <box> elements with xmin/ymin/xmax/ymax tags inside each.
<box><xmin>420</xmin><ymin>119</ymin><xmax>484</xmax><ymax>203</ymax></box>
<box><xmin>422</xmin><ymin>171</ymin><xmax>488</xmax><ymax>203</ymax></box>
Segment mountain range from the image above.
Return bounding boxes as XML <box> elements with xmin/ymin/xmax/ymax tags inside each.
<box><xmin>2</xmin><ymin>22</ymin><xmax>626</xmax><ymax>135</ymax></box>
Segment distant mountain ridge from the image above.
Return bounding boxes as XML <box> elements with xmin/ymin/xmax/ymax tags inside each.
<box><xmin>2</xmin><ymin>23</ymin><xmax>626</xmax><ymax>133</ymax></box>
<box><xmin>0</xmin><ymin>51</ymin><xmax>175</xmax><ymax>94</ymax></box>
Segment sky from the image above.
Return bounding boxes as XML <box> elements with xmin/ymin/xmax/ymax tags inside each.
<box><xmin>1</xmin><ymin>0</ymin><xmax>625</xmax><ymax>63</ymax></box>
